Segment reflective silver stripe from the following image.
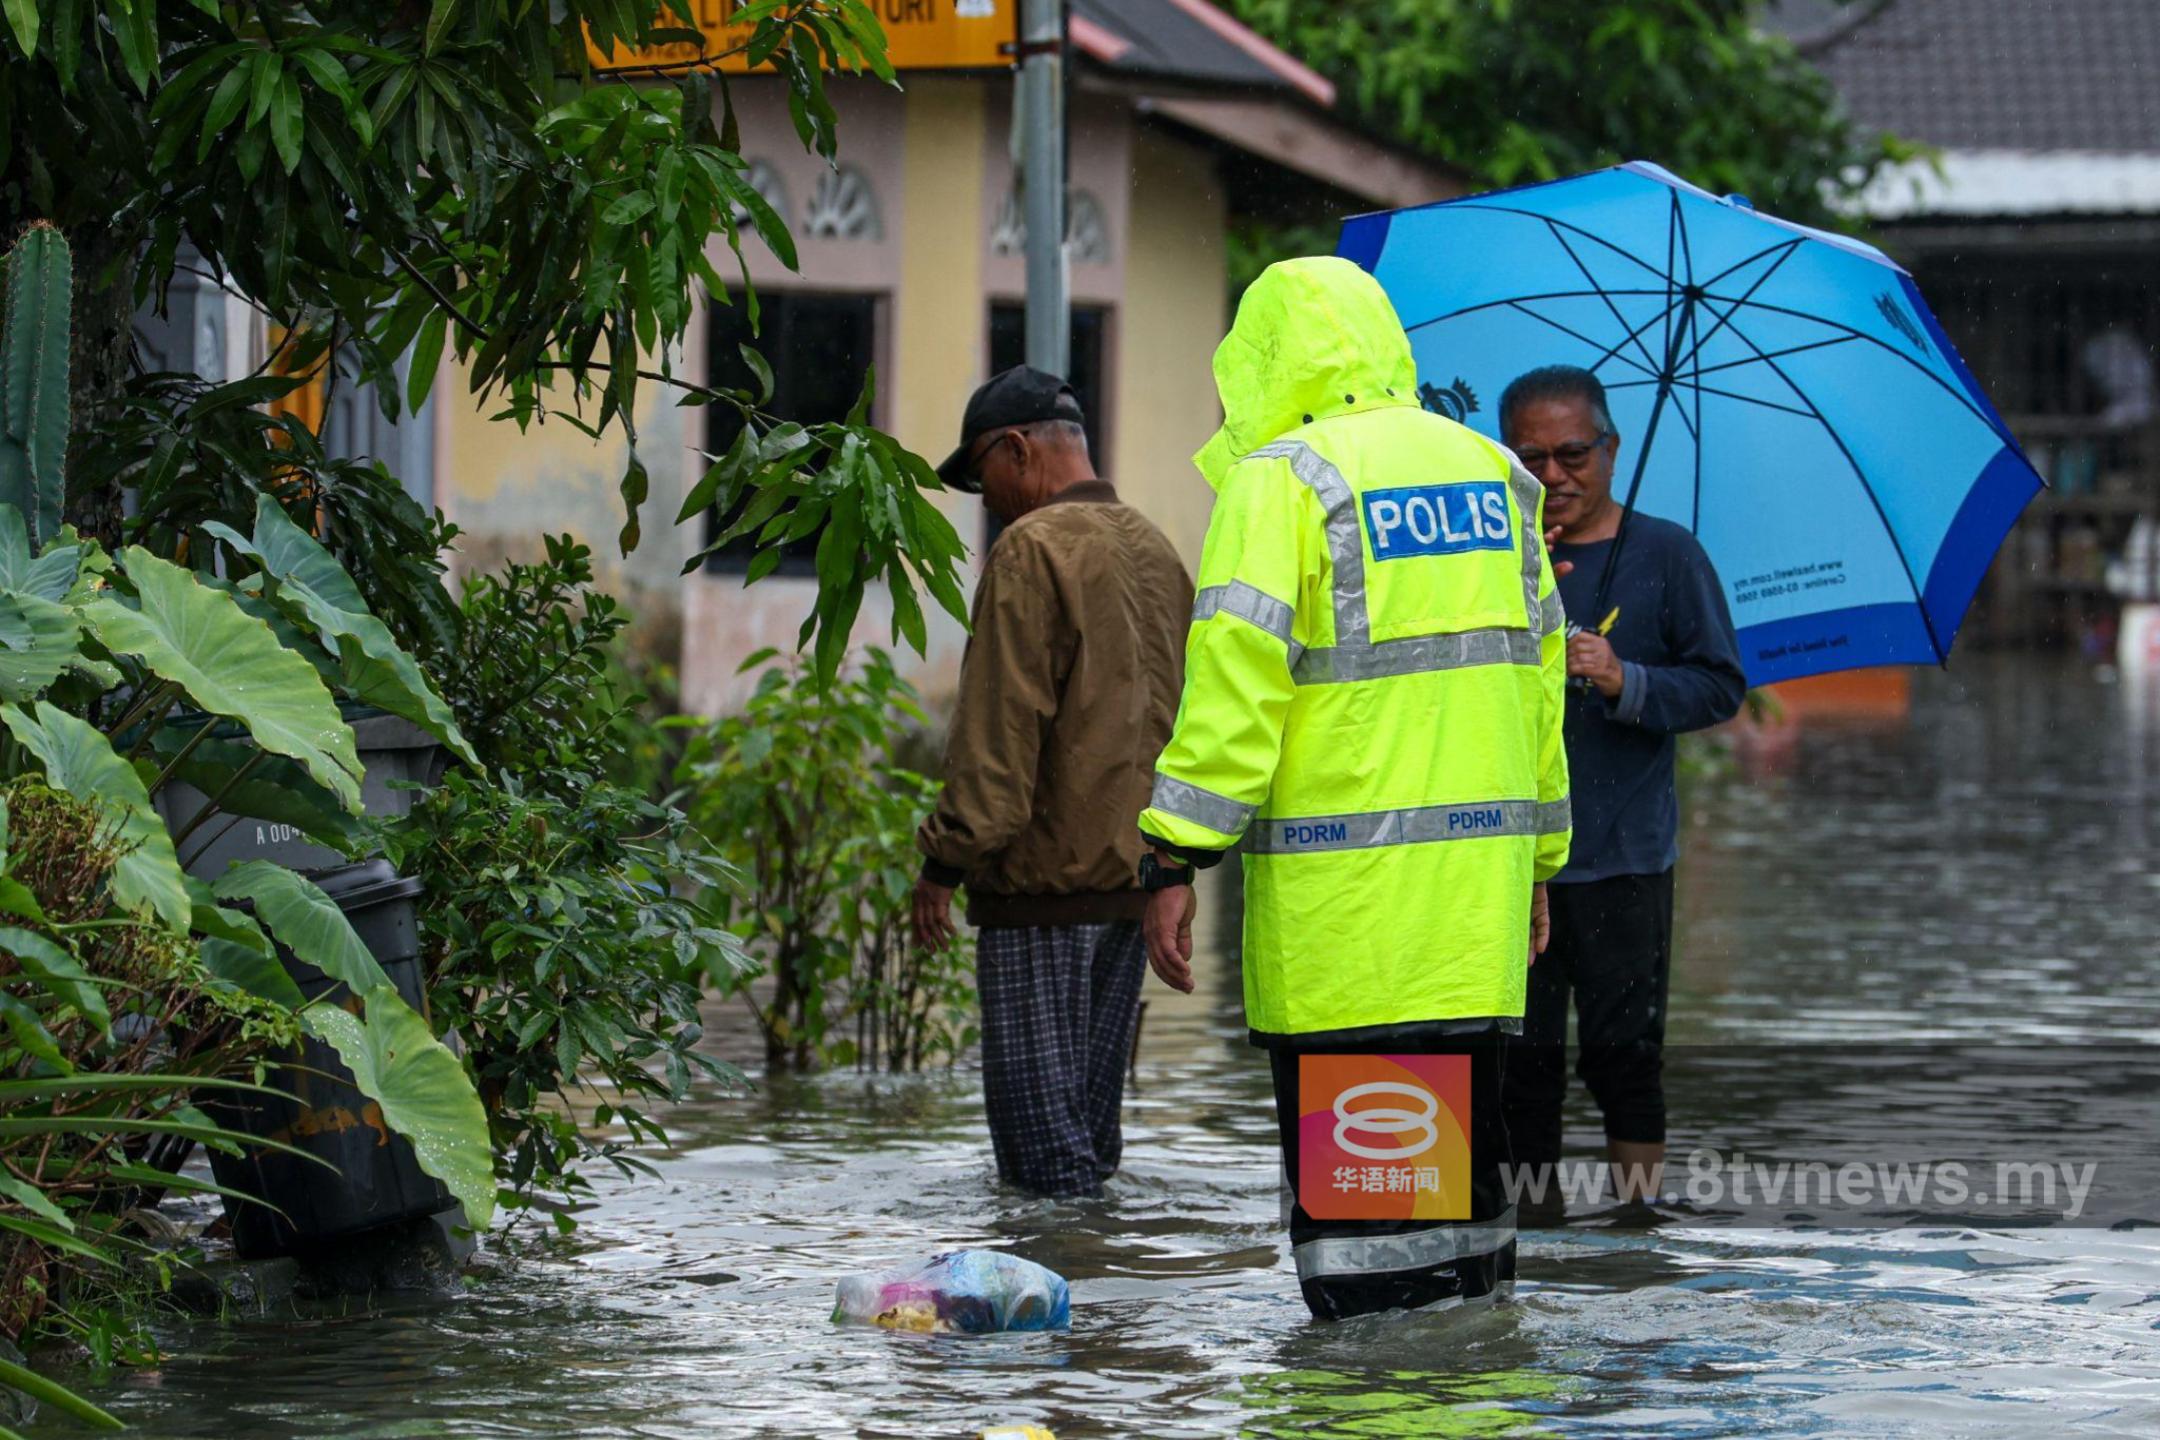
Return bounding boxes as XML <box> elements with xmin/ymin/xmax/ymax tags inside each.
<box><xmin>1247</xmin><ymin>440</ymin><xmax>1369</xmax><ymax>646</ymax></box>
<box><xmin>1244</xmin><ymin>797</ymin><xmax>1572</xmax><ymax>855</ymax></box>
<box><xmin>1294</xmin><ymin>1207</ymin><xmax>1518</xmax><ymax>1281</ymax></box>
<box><xmin>1505</xmin><ymin>453</ymin><xmax>1548</xmax><ymax>635</ymax></box>
<box><xmin>1193</xmin><ymin>580</ymin><xmax>1300</xmax><ymax>660</ymax></box>
<box><xmin>1539</xmin><ymin>589</ymin><xmax>1567</xmax><ymax>638</ymax></box>
<box><xmin>1293</xmin><ymin>626</ymin><xmax>1540</xmax><ymax>685</ymax></box>
<box><xmin>1149</xmin><ymin>773</ymin><xmax>1254</xmax><ymax>837</ymax></box>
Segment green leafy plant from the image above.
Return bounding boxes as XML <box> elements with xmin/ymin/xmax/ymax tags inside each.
<box><xmin>2</xmin><ymin>0</ymin><xmax>970</xmax><ymax>684</ymax></box>
<box><xmin>677</xmin><ymin>651</ymin><xmax>974</xmax><ymax>1073</ymax></box>
<box><xmin>383</xmin><ymin>537</ymin><xmax>747</xmax><ymax>1215</ymax></box>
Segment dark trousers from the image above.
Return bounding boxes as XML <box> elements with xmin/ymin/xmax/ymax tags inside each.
<box><xmin>976</xmin><ymin>922</ymin><xmax>1146</xmax><ymax>1198</ymax></box>
<box><xmin>1503</xmin><ymin>869</ymin><xmax>1675</xmax><ymax>1171</ymax></box>
<box><xmin>1267</xmin><ymin>1032</ymin><xmax>1516</xmax><ymax>1321</ymax></box>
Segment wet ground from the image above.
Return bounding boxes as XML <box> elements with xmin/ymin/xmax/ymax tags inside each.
<box><xmin>45</xmin><ymin>655</ymin><xmax>2160</xmax><ymax>1437</ymax></box>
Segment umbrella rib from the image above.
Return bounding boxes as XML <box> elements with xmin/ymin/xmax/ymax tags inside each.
<box><xmin>1674</xmin><ymin>241</ymin><xmax>1804</xmax><ymax>376</ymax></box>
<box><xmin>1699</xmin><ymin>235</ymin><xmax>1804</xmax><ymax>292</ymax></box>
<box><xmin>1676</xmin><ymin>334</ymin><xmax>1861</xmax><ymax>380</ymax></box>
<box><xmin>1697</xmin><ymin>292</ymin><xmax>2011</xmax><ymax>443</ymax></box>
<box><xmin>1503</xmin><ymin>300</ymin><xmax>1660</xmax><ymax>376</ymax></box>
<box><xmin>1402</xmin><ymin>288</ymin><xmax>1671</xmax><ymax>356</ymax></box>
<box><xmin>1701</xmin><ymin>300</ymin><xmax>1948</xmax><ymax>662</ymax></box>
<box><xmin>1611</xmin><ymin>376</ymin><xmax>1815</xmax><ymax>419</ymax></box>
<box><xmin>1544</xmin><ymin>222</ymin><xmax>1666</xmax><ymax>375</ymax></box>
<box><xmin>1443</xmin><ymin>203</ymin><xmax>1673</xmax><ymax>284</ymax></box>
<box><xmin>1588</xmin><ymin>297</ymin><xmax>1688</xmax><ymax>377</ymax></box>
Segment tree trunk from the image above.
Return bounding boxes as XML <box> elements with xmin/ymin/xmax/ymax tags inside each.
<box><xmin>62</xmin><ymin>217</ymin><xmax>143</xmax><ymax>546</ymax></box>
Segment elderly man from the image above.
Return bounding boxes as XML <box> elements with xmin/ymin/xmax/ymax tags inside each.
<box><xmin>913</xmin><ymin>365</ymin><xmax>1193</xmax><ymax>1199</ymax></box>
<box><xmin>1498</xmin><ymin>364</ymin><xmax>1746</xmax><ymax>1207</ymax></box>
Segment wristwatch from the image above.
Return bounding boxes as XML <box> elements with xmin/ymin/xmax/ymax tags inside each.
<box><xmin>1139</xmin><ymin>851</ymin><xmax>1195</xmax><ymax>892</ymax></box>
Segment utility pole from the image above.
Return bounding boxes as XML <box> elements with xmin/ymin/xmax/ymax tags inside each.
<box><xmin>1015</xmin><ymin>0</ymin><xmax>1068</xmax><ymax>379</ymax></box>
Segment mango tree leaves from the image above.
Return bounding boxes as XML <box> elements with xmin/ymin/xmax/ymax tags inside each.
<box><xmin>206</xmin><ymin>498</ymin><xmax>477</xmax><ymax>768</ymax></box>
<box><xmin>84</xmin><ymin>547</ymin><xmax>361</xmax><ymax>812</ymax></box>
<box><xmin>212</xmin><ymin>861</ymin><xmax>390</xmax><ymax>998</ymax></box>
<box><xmin>1</xmin><ymin>702</ymin><xmax>189</xmax><ymax>932</ymax></box>
<box><xmin>303</xmin><ymin>989</ymin><xmax>495</xmax><ymax>1232</ymax></box>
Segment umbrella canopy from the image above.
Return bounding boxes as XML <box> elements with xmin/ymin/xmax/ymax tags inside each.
<box><xmin>1340</xmin><ymin>162</ymin><xmax>2042</xmax><ymax>686</ymax></box>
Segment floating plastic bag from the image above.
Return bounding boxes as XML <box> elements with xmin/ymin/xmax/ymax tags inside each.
<box><xmin>833</xmin><ymin>1250</ymin><xmax>1071</xmax><ymax>1334</ymax></box>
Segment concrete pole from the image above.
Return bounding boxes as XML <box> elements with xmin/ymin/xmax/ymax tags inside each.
<box><xmin>1016</xmin><ymin>0</ymin><xmax>1068</xmax><ymax>378</ymax></box>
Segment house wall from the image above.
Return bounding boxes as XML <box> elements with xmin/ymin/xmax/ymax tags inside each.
<box><xmin>435</xmin><ymin>74</ymin><xmax>1231</xmax><ymax>716</ymax></box>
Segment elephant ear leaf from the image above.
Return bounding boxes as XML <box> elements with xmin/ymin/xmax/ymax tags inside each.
<box><xmin>85</xmin><ymin>547</ymin><xmax>361</xmax><ymax>812</ymax></box>
<box><xmin>304</xmin><ymin>988</ymin><xmax>495</xmax><ymax>1232</ymax></box>
<box><xmin>0</xmin><ymin>504</ymin><xmax>76</xmax><ymax>602</ymax></box>
<box><xmin>1</xmin><ymin>702</ymin><xmax>189</xmax><ymax>931</ymax></box>
<box><xmin>207</xmin><ymin>499</ymin><xmax>477</xmax><ymax>769</ymax></box>
<box><xmin>212</xmin><ymin>861</ymin><xmax>389</xmax><ymax>997</ymax></box>
<box><xmin>0</xmin><ymin>589</ymin><xmax>81</xmax><ymax>701</ymax></box>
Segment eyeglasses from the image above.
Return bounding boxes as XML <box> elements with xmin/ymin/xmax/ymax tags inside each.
<box><xmin>963</xmin><ymin>430</ymin><xmax>1016</xmax><ymax>486</ymax></box>
<box><xmin>1514</xmin><ymin>432</ymin><xmax>1612</xmax><ymax>475</ymax></box>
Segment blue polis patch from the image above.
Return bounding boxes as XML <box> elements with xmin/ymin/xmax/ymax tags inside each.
<box><xmin>1361</xmin><ymin>482</ymin><xmax>1513</xmax><ymax>561</ymax></box>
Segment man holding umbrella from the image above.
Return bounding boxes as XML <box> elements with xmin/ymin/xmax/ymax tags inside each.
<box><xmin>1499</xmin><ymin>364</ymin><xmax>1746</xmax><ymax>1207</ymax></box>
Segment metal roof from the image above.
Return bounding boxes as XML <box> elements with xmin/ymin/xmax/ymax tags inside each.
<box><xmin>1071</xmin><ymin>0</ymin><xmax>1335</xmax><ymax>107</ymax></box>
<box><xmin>1767</xmin><ymin>0</ymin><xmax>2160</xmax><ymax>155</ymax></box>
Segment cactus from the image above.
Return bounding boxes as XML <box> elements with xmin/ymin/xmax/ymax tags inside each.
<box><xmin>0</xmin><ymin>223</ymin><xmax>73</xmax><ymax>548</ymax></box>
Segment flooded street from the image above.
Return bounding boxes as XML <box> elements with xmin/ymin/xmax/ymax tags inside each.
<box><xmin>53</xmin><ymin>656</ymin><xmax>2160</xmax><ymax>1437</ymax></box>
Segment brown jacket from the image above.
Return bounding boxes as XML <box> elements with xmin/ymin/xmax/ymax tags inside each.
<box><xmin>917</xmin><ymin>480</ymin><xmax>1194</xmax><ymax>925</ymax></box>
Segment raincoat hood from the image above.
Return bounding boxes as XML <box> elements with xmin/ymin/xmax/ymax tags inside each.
<box><xmin>1194</xmin><ymin>256</ymin><xmax>1420</xmax><ymax>490</ymax></box>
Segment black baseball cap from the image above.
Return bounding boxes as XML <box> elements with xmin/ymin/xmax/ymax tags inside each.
<box><xmin>935</xmin><ymin>365</ymin><xmax>1086</xmax><ymax>493</ymax></box>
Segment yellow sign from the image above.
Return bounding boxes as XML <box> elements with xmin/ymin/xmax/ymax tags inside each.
<box><xmin>589</xmin><ymin>0</ymin><xmax>1016</xmax><ymax>74</ymax></box>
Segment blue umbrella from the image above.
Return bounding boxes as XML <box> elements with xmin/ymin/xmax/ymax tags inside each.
<box><xmin>1340</xmin><ymin>162</ymin><xmax>2042</xmax><ymax>685</ymax></box>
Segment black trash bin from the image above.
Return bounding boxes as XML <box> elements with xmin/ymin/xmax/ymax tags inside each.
<box><xmin>153</xmin><ymin>708</ymin><xmax>447</xmax><ymax>879</ymax></box>
<box><xmin>205</xmin><ymin>859</ymin><xmax>458</xmax><ymax>1258</ymax></box>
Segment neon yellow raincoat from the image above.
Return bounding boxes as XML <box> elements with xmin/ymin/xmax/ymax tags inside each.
<box><xmin>1139</xmin><ymin>257</ymin><xmax>1570</xmax><ymax>1039</ymax></box>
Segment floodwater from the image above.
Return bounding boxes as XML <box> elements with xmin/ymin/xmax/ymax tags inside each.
<box><xmin>43</xmin><ymin>655</ymin><xmax>2160</xmax><ymax>1437</ymax></box>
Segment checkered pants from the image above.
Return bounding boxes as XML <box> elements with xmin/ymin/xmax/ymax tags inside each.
<box><xmin>976</xmin><ymin>922</ymin><xmax>1147</xmax><ymax>1198</ymax></box>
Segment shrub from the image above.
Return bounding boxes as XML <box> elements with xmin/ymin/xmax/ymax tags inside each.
<box><xmin>676</xmin><ymin>652</ymin><xmax>975</xmax><ymax>1073</ymax></box>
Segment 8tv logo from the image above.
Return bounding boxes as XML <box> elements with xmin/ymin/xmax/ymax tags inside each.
<box><xmin>1298</xmin><ymin>1055</ymin><xmax>1471</xmax><ymax>1220</ymax></box>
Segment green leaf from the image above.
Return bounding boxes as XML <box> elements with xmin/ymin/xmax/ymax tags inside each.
<box><xmin>0</xmin><ymin>589</ymin><xmax>81</xmax><ymax>701</ymax></box>
<box><xmin>0</xmin><ymin>925</ymin><xmax>108</xmax><ymax>1033</ymax></box>
<box><xmin>209</xmin><ymin>499</ymin><xmax>475</xmax><ymax>767</ymax></box>
<box><xmin>425</xmin><ymin>0</ymin><xmax>462</xmax><ymax>54</ymax></box>
<box><xmin>214</xmin><ymin>861</ymin><xmax>391</xmax><ymax>998</ymax></box>
<box><xmin>0</xmin><ymin>505</ymin><xmax>81</xmax><ymax>600</ymax></box>
<box><xmin>0</xmin><ymin>992</ymin><xmax>66</xmax><ymax>1070</ymax></box>
<box><xmin>0</xmin><ymin>1172</ymin><xmax>71</xmax><ymax>1229</ymax></box>
<box><xmin>1</xmin><ymin>0</ymin><xmax>37</xmax><ymax>57</ymax></box>
<box><xmin>86</xmin><ymin>547</ymin><xmax>361</xmax><ymax>812</ymax></box>
<box><xmin>304</xmin><ymin>987</ymin><xmax>495</xmax><ymax>1232</ymax></box>
<box><xmin>270</xmin><ymin>71</ymin><xmax>305</xmax><ymax>173</ymax></box>
<box><xmin>199</xmin><ymin>59</ymin><xmax>253</xmax><ymax>155</ymax></box>
<box><xmin>200</xmin><ymin>937</ymin><xmax>306</xmax><ymax>1008</ymax></box>
<box><xmin>247</xmin><ymin>48</ymin><xmax>282</xmax><ymax>127</ymax></box>
<box><xmin>600</xmin><ymin>190</ymin><xmax>654</xmax><ymax>226</ymax></box>
<box><xmin>0</xmin><ymin>1353</ymin><xmax>124</xmax><ymax>1431</ymax></box>
<box><xmin>1</xmin><ymin>703</ymin><xmax>189</xmax><ymax>931</ymax></box>
<box><xmin>407</xmin><ymin>309</ymin><xmax>448</xmax><ymax>415</ymax></box>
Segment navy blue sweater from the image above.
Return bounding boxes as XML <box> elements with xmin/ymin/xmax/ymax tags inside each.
<box><xmin>1550</xmin><ymin>515</ymin><xmax>1746</xmax><ymax>883</ymax></box>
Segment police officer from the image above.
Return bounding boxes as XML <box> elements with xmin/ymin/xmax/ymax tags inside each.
<box><xmin>1134</xmin><ymin>257</ymin><xmax>1570</xmax><ymax>1320</ymax></box>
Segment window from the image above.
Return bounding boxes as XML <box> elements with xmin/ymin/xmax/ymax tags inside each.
<box><xmin>985</xmin><ymin>303</ymin><xmax>1109</xmax><ymax>547</ymax></box>
<box><xmin>704</xmin><ymin>290</ymin><xmax>880</xmax><ymax>573</ymax></box>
